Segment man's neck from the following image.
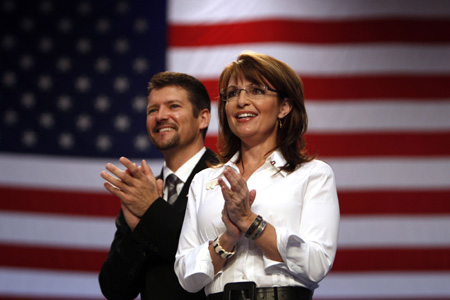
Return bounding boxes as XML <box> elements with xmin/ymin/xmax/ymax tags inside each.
<box><xmin>163</xmin><ymin>144</ymin><xmax>204</xmax><ymax>172</ymax></box>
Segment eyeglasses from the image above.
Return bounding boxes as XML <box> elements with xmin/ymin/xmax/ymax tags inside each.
<box><xmin>220</xmin><ymin>84</ymin><xmax>281</xmax><ymax>102</ymax></box>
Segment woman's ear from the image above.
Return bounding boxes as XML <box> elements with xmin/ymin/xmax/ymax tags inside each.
<box><xmin>278</xmin><ymin>98</ymin><xmax>293</xmax><ymax>119</ymax></box>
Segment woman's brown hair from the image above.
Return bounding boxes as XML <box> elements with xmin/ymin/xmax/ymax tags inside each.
<box><xmin>216</xmin><ymin>51</ymin><xmax>314</xmax><ymax>173</ymax></box>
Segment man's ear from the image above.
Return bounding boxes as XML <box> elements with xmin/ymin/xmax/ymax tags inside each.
<box><xmin>278</xmin><ymin>98</ymin><xmax>293</xmax><ymax>119</ymax></box>
<box><xmin>198</xmin><ymin>108</ymin><xmax>211</xmax><ymax>130</ymax></box>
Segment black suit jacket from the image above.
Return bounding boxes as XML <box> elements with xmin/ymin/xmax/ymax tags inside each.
<box><xmin>99</xmin><ymin>149</ymin><xmax>216</xmax><ymax>300</ymax></box>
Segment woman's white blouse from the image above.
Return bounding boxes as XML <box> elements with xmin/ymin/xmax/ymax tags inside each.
<box><xmin>175</xmin><ymin>150</ymin><xmax>340</xmax><ymax>295</ymax></box>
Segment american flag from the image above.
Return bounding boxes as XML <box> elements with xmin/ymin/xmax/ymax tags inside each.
<box><xmin>1</xmin><ymin>0</ymin><xmax>450</xmax><ymax>299</ymax></box>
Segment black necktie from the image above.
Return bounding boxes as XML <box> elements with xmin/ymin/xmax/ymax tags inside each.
<box><xmin>166</xmin><ymin>174</ymin><xmax>181</xmax><ymax>205</ymax></box>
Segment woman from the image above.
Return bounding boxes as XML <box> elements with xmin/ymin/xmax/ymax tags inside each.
<box><xmin>175</xmin><ymin>52</ymin><xmax>339</xmax><ymax>300</ymax></box>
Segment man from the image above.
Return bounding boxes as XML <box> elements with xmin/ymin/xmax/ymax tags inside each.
<box><xmin>99</xmin><ymin>72</ymin><xmax>215</xmax><ymax>300</ymax></box>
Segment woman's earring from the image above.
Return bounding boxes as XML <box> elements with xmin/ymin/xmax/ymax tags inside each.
<box><xmin>278</xmin><ymin>119</ymin><xmax>283</xmax><ymax>129</ymax></box>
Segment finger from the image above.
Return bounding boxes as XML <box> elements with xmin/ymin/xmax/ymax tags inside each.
<box><xmin>120</xmin><ymin>157</ymin><xmax>143</xmax><ymax>179</ymax></box>
<box><xmin>103</xmin><ymin>181</ymin><xmax>125</xmax><ymax>199</ymax></box>
<box><xmin>248</xmin><ymin>189</ymin><xmax>257</xmax><ymax>206</ymax></box>
<box><xmin>105</xmin><ymin>163</ymin><xmax>131</xmax><ymax>185</ymax></box>
<box><xmin>101</xmin><ymin>170</ymin><xmax>125</xmax><ymax>191</ymax></box>
<box><xmin>156</xmin><ymin>178</ymin><xmax>164</xmax><ymax>197</ymax></box>
<box><xmin>218</xmin><ymin>177</ymin><xmax>233</xmax><ymax>201</ymax></box>
<box><xmin>141</xmin><ymin>160</ymin><xmax>156</xmax><ymax>179</ymax></box>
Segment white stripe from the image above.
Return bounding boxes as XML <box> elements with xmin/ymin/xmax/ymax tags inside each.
<box><xmin>1</xmin><ymin>154</ymin><xmax>450</xmax><ymax>190</ymax></box>
<box><xmin>0</xmin><ymin>267</ymin><xmax>102</xmax><ymax>298</ymax></box>
<box><xmin>168</xmin><ymin>44</ymin><xmax>450</xmax><ymax>76</ymax></box>
<box><xmin>2</xmin><ymin>212</ymin><xmax>449</xmax><ymax>248</ymax></box>
<box><xmin>0</xmin><ymin>153</ymin><xmax>163</xmax><ymax>191</ymax></box>
<box><xmin>0</xmin><ymin>212</ymin><xmax>115</xmax><ymax>250</ymax></box>
<box><xmin>327</xmin><ymin>157</ymin><xmax>450</xmax><ymax>190</ymax></box>
<box><xmin>316</xmin><ymin>272</ymin><xmax>450</xmax><ymax>298</ymax></box>
<box><xmin>169</xmin><ymin>0</ymin><xmax>450</xmax><ymax>24</ymax></box>
<box><xmin>338</xmin><ymin>216</ymin><xmax>450</xmax><ymax>248</ymax></box>
<box><xmin>206</xmin><ymin>101</ymin><xmax>450</xmax><ymax>135</ymax></box>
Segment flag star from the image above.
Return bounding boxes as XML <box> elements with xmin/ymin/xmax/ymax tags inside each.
<box><xmin>95</xmin><ymin>57</ymin><xmax>110</xmax><ymax>73</ymax></box>
<box><xmin>20</xmin><ymin>55</ymin><xmax>34</xmax><ymax>70</ymax></box>
<box><xmin>134</xmin><ymin>18</ymin><xmax>148</xmax><ymax>33</ymax></box>
<box><xmin>134</xmin><ymin>134</ymin><xmax>150</xmax><ymax>151</ymax></box>
<box><xmin>56</xmin><ymin>56</ymin><xmax>72</xmax><ymax>72</ymax></box>
<box><xmin>116</xmin><ymin>1</ymin><xmax>129</xmax><ymax>14</ymax></box>
<box><xmin>21</xmin><ymin>17</ymin><xmax>34</xmax><ymax>32</ymax></box>
<box><xmin>76</xmin><ymin>38</ymin><xmax>91</xmax><ymax>54</ymax></box>
<box><xmin>114</xmin><ymin>38</ymin><xmax>129</xmax><ymax>54</ymax></box>
<box><xmin>96</xmin><ymin>18</ymin><xmax>110</xmax><ymax>33</ymax></box>
<box><xmin>39</xmin><ymin>37</ymin><xmax>53</xmax><ymax>53</ymax></box>
<box><xmin>59</xmin><ymin>133</ymin><xmax>75</xmax><ymax>149</ymax></box>
<box><xmin>76</xmin><ymin>114</ymin><xmax>92</xmax><ymax>131</ymax></box>
<box><xmin>96</xmin><ymin>135</ymin><xmax>112</xmax><ymax>151</ymax></box>
<box><xmin>37</xmin><ymin>75</ymin><xmax>53</xmax><ymax>91</ymax></box>
<box><xmin>114</xmin><ymin>114</ymin><xmax>130</xmax><ymax>132</ymax></box>
<box><xmin>39</xmin><ymin>0</ymin><xmax>53</xmax><ymax>14</ymax></box>
<box><xmin>39</xmin><ymin>112</ymin><xmax>54</xmax><ymax>129</ymax></box>
<box><xmin>133</xmin><ymin>57</ymin><xmax>148</xmax><ymax>73</ymax></box>
<box><xmin>95</xmin><ymin>95</ymin><xmax>111</xmax><ymax>112</ymax></box>
<box><xmin>132</xmin><ymin>95</ymin><xmax>147</xmax><ymax>112</ymax></box>
<box><xmin>2</xmin><ymin>35</ymin><xmax>16</xmax><ymax>50</ymax></box>
<box><xmin>4</xmin><ymin>109</ymin><xmax>18</xmax><ymax>126</ymax></box>
<box><xmin>58</xmin><ymin>18</ymin><xmax>72</xmax><ymax>33</ymax></box>
<box><xmin>78</xmin><ymin>1</ymin><xmax>92</xmax><ymax>16</ymax></box>
<box><xmin>114</xmin><ymin>76</ymin><xmax>129</xmax><ymax>93</ymax></box>
<box><xmin>21</xmin><ymin>93</ymin><xmax>36</xmax><ymax>109</ymax></box>
<box><xmin>75</xmin><ymin>76</ymin><xmax>91</xmax><ymax>92</ymax></box>
<box><xmin>2</xmin><ymin>71</ymin><xmax>16</xmax><ymax>87</ymax></box>
<box><xmin>57</xmin><ymin>95</ymin><xmax>72</xmax><ymax>111</ymax></box>
<box><xmin>2</xmin><ymin>0</ymin><xmax>15</xmax><ymax>13</ymax></box>
<box><xmin>22</xmin><ymin>130</ymin><xmax>38</xmax><ymax>147</ymax></box>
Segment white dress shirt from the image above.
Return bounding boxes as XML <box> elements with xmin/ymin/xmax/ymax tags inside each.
<box><xmin>162</xmin><ymin>147</ymin><xmax>206</xmax><ymax>202</ymax></box>
<box><xmin>175</xmin><ymin>149</ymin><xmax>340</xmax><ymax>295</ymax></box>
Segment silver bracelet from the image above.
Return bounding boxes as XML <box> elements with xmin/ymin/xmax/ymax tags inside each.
<box><xmin>213</xmin><ymin>234</ymin><xmax>236</xmax><ymax>259</ymax></box>
<box><xmin>250</xmin><ymin>220</ymin><xmax>267</xmax><ymax>240</ymax></box>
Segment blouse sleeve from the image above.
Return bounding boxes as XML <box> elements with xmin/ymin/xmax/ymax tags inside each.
<box><xmin>264</xmin><ymin>162</ymin><xmax>340</xmax><ymax>285</ymax></box>
<box><xmin>174</xmin><ymin>174</ymin><xmax>215</xmax><ymax>293</ymax></box>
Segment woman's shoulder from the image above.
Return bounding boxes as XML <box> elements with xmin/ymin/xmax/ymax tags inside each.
<box><xmin>300</xmin><ymin>159</ymin><xmax>335</xmax><ymax>175</ymax></box>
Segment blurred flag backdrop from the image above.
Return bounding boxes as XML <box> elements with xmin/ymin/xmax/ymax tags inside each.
<box><xmin>1</xmin><ymin>0</ymin><xmax>450</xmax><ymax>299</ymax></box>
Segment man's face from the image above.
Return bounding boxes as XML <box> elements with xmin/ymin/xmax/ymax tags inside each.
<box><xmin>146</xmin><ymin>86</ymin><xmax>203</xmax><ymax>151</ymax></box>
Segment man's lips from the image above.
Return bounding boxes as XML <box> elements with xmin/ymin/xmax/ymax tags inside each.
<box><xmin>155</xmin><ymin>125</ymin><xmax>176</xmax><ymax>133</ymax></box>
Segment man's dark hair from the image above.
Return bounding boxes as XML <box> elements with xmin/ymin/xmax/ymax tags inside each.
<box><xmin>148</xmin><ymin>72</ymin><xmax>211</xmax><ymax>139</ymax></box>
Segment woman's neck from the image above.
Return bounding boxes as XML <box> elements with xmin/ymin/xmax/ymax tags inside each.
<box><xmin>238</xmin><ymin>143</ymin><xmax>276</xmax><ymax>180</ymax></box>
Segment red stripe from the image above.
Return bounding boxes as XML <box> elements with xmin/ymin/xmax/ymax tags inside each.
<box><xmin>338</xmin><ymin>190</ymin><xmax>450</xmax><ymax>215</ymax></box>
<box><xmin>169</xmin><ymin>18</ymin><xmax>450</xmax><ymax>46</ymax></box>
<box><xmin>0</xmin><ymin>187</ymin><xmax>120</xmax><ymax>217</ymax></box>
<box><xmin>305</xmin><ymin>132</ymin><xmax>450</xmax><ymax>157</ymax></box>
<box><xmin>201</xmin><ymin>75</ymin><xmax>450</xmax><ymax>101</ymax></box>
<box><xmin>2</xmin><ymin>243</ymin><xmax>449</xmax><ymax>272</ymax></box>
<box><xmin>333</xmin><ymin>248</ymin><xmax>450</xmax><ymax>272</ymax></box>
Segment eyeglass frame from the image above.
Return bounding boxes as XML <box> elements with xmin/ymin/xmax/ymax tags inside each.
<box><xmin>220</xmin><ymin>84</ymin><xmax>282</xmax><ymax>102</ymax></box>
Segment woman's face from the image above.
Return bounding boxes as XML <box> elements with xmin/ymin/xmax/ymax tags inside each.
<box><xmin>224</xmin><ymin>76</ymin><xmax>290</xmax><ymax>148</ymax></box>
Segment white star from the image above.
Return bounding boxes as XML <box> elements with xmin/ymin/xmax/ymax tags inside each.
<box><xmin>75</xmin><ymin>76</ymin><xmax>91</xmax><ymax>92</ymax></box>
<box><xmin>2</xmin><ymin>0</ymin><xmax>15</xmax><ymax>13</ymax></box>
<box><xmin>21</xmin><ymin>93</ymin><xmax>35</xmax><ymax>109</ymax></box>
<box><xmin>134</xmin><ymin>18</ymin><xmax>148</xmax><ymax>33</ymax></box>
<box><xmin>77</xmin><ymin>38</ymin><xmax>91</xmax><ymax>54</ymax></box>
<box><xmin>95</xmin><ymin>95</ymin><xmax>110</xmax><ymax>112</ymax></box>
<box><xmin>78</xmin><ymin>2</ymin><xmax>92</xmax><ymax>16</ymax></box>
<box><xmin>134</xmin><ymin>134</ymin><xmax>150</xmax><ymax>152</ymax></box>
<box><xmin>132</xmin><ymin>95</ymin><xmax>147</xmax><ymax>112</ymax></box>
<box><xmin>59</xmin><ymin>133</ymin><xmax>74</xmax><ymax>149</ymax></box>
<box><xmin>56</xmin><ymin>56</ymin><xmax>71</xmax><ymax>72</ymax></box>
<box><xmin>2</xmin><ymin>71</ymin><xmax>16</xmax><ymax>87</ymax></box>
<box><xmin>37</xmin><ymin>75</ymin><xmax>53</xmax><ymax>91</ymax></box>
<box><xmin>133</xmin><ymin>57</ymin><xmax>148</xmax><ymax>73</ymax></box>
<box><xmin>95</xmin><ymin>57</ymin><xmax>110</xmax><ymax>73</ymax></box>
<box><xmin>114</xmin><ymin>114</ymin><xmax>130</xmax><ymax>132</ymax></box>
<box><xmin>22</xmin><ymin>130</ymin><xmax>37</xmax><ymax>147</ymax></box>
<box><xmin>40</xmin><ymin>0</ymin><xmax>53</xmax><ymax>13</ymax></box>
<box><xmin>20</xmin><ymin>55</ymin><xmax>34</xmax><ymax>70</ymax></box>
<box><xmin>39</xmin><ymin>112</ymin><xmax>54</xmax><ymax>129</ymax></box>
<box><xmin>96</xmin><ymin>18</ymin><xmax>110</xmax><ymax>33</ymax></box>
<box><xmin>114</xmin><ymin>76</ymin><xmax>129</xmax><ymax>93</ymax></box>
<box><xmin>39</xmin><ymin>37</ymin><xmax>53</xmax><ymax>53</ymax></box>
<box><xmin>58</xmin><ymin>18</ymin><xmax>72</xmax><ymax>33</ymax></box>
<box><xmin>21</xmin><ymin>18</ymin><xmax>34</xmax><ymax>32</ymax></box>
<box><xmin>116</xmin><ymin>1</ymin><xmax>129</xmax><ymax>14</ymax></box>
<box><xmin>57</xmin><ymin>95</ymin><xmax>72</xmax><ymax>111</ymax></box>
<box><xmin>76</xmin><ymin>114</ymin><xmax>92</xmax><ymax>131</ymax></box>
<box><xmin>4</xmin><ymin>109</ymin><xmax>18</xmax><ymax>126</ymax></box>
<box><xmin>2</xmin><ymin>35</ymin><xmax>15</xmax><ymax>50</ymax></box>
<box><xmin>114</xmin><ymin>38</ymin><xmax>129</xmax><ymax>54</ymax></box>
<box><xmin>96</xmin><ymin>135</ymin><xmax>112</xmax><ymax>151</ymax></box>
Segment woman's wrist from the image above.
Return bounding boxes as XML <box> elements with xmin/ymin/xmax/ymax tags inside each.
<box><xmin>238</xmin><ymin>213</ymin><xmax>258</xmax><ymax>233</ymax></box>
